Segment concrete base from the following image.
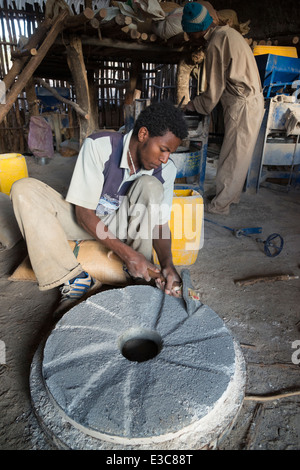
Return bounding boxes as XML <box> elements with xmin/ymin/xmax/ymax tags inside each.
<box><xmin>30</xmin><ymin>285</ymin><xmax>246</xmax><ymax>450</ymax></box>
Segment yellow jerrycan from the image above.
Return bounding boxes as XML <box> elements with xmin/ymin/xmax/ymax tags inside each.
<box><xmin>154</xmin><ymin>188</ymin><xmax>203</xmax><ymax>266</ymax></box>
<box><xmin>0</xmin><ymin>153</ymin><xmax>28</xmax><ymax>195</ymax></box>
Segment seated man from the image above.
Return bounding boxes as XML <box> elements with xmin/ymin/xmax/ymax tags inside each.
<box><xmin>11</xmin><ymin>101</ymin><xmax>188</xmax><ymax>316</ymax></box>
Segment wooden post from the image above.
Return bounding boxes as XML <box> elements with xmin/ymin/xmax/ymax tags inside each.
<box><xmin>87</xmin><ymin>69</ymin><xmax>99</xmax><ymax>131</ymax></box>
<box><xmin>15</xmin><ymin>101</ymin><xmax>25</xmax><ymax>153</ymax></box>
<box><xmin>0</xmin><ymin>10</ymin><xmax>69</xmax><ymax>124</ymax></box>
<box><xmin>66</xmin><ymin>35</ymin><xmax>96</xmax><ymax>144</ymax></box>
<box><xmin>51</xmin><ymin>113</ymin><xmax>63</xmax><ymax>150</ymax></box>
<box><xmin>25</xmin><ymin>77</ymin><xmax>39</xmax><ymax>117</ymax></box>
<box><xmin>124</xmin><ymin>61</ymin><xmax>142</xmax><ymax>105</ymax></box>
<box><xmin>124</xmin><ymin>61</ymin><xmax>143</xmax><ymax>132</ymax></box>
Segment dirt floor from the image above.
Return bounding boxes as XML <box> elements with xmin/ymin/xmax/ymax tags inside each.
<box><xmin>0</xmin><ymin>151</ymin><xmax>299</xmax><ymax>450</ymax></box>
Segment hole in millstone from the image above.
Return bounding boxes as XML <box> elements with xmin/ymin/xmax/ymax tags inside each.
<box><xmin>119</xmin><ymin>328</ymin><xmax>163</xmax><ymax>363</ymax></box>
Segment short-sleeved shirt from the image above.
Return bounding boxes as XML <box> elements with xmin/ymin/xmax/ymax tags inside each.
<box><xmin>66</xmin><ymin>130</ymin><xmax>177</xmax><ymax>225</ymax></box>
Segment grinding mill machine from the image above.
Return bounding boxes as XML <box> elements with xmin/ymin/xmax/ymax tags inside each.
<box><xmin>246</xmin><ymin>54</ymin><xmax>300</xmax><ymax>192</ymax></box>
<box><xmin>171</xmin><ymin>113</ymin><xmax>210</xmax><ymax>194</ymax></box>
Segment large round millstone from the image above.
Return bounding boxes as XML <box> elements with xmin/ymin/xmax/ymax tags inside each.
<box><xmin>30</xmin><ymin>285</ymin><xmax>246</xmax><ymax>450</ymax></box>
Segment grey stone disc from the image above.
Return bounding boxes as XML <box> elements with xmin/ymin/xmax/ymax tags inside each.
<box><xmin>30</xmin><ymin>285</ymin><xmax>246</xmax><ymax>450</ymax></box>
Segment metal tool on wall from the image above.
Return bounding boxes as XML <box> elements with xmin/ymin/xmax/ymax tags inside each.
<box><xmin>204</xmin><ymin>218</ymin><xmax>284</xmax><ymax>258</ymax></box>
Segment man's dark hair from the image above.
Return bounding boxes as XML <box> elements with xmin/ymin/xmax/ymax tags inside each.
<box><xmin>132</xmin><ymin>101</ymin><xmax>188</xmax><ymax>140</ymax></box>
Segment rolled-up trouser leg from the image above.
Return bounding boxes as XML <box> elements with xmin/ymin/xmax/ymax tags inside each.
<box><xmin>11</xmin><ymin>177</ymin><xmax>93</xmax><ymax>290</ymax></box>
<box><xmin>100</xmin><ymin>175</ymin><xmax>164</xmax><ymax>261</ymax></box>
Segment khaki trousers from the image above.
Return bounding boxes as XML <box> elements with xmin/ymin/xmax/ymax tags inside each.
<box><xmin>11</xmin><ymin>176</ymin><xmax>163</xmax><ymax>291</ymax></box>
<box><xmin>210</xmin><ymin>92</ymin><xmax>264</xmax><ymax>214</ymax></box>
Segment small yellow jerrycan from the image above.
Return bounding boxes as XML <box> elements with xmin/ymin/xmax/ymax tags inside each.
<box><xmin>153</xmin><ymin>189</ymin><xmax>204</xmax><ymax>266</ymax></box>
<box><xmin>0</xmin><ymin>153</ymin><xmax>28</xmax><ymax>195</ymax></box>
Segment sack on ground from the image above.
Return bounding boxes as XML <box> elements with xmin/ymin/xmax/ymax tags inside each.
<box><xmin>9</xmin><ymin>240</ymin><xmax>128</xmax><ymax>285</ymax></box>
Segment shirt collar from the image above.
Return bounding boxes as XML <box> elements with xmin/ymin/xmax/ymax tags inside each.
<box><xmin>204</xmin><ymin>24</ymin><xmax>217</xmax><ymax>41</ymax></box>
<box><xmin>119</xmin><ymin>129</ymin><xmax>154</xmax><ymax>176</ymax></box>
<box><xmin>120</xmin><ymin>130</ymin><xmax>132</xmax><ymax>169</ymax></box>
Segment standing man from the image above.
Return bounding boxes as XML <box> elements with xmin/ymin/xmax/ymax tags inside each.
<box><xmin>181</xmin><ymin>2</ymin><xmax>264</xmax><ymax>215</ymax></box>
<box><xmin>11</xmin><ymin>101</ymin><xmax>188</xmax><ymax>315</ymax></box>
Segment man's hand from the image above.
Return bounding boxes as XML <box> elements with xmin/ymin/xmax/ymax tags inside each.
<box><xmin>155</xmin><ymin>264</ymin><xmax>182</xmax><ymax>297</ymax></box>
<box><xmin>184</xmin><ymin>100</ymin><xmax>197</xmax><ymax>113</ymax></box>
<box><xmin>152</xmin><ymin>224</ymin><xmax>182</xmax><ymax>297</ymax></box>
<box><xmin>123</xmin><ymin>249</ymin><xmax>161</xmax><ymax>282</ymax></box>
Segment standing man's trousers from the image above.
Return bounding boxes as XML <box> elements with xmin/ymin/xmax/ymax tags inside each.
<box><xmin>209</xmin><ymin>92</ymin><xmax>264</xmax><ymax>214</ymax></box>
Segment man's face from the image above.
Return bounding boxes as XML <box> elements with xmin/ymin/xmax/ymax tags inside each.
<box><xmin>188</xmin><ymin>30</ymin><xmax>207</xmax><ymax>47</ymax></box>
<box><xmin>136</xmin><ymin>128</ymin><xmax>182</xmax><ymax>171</ymax></box>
